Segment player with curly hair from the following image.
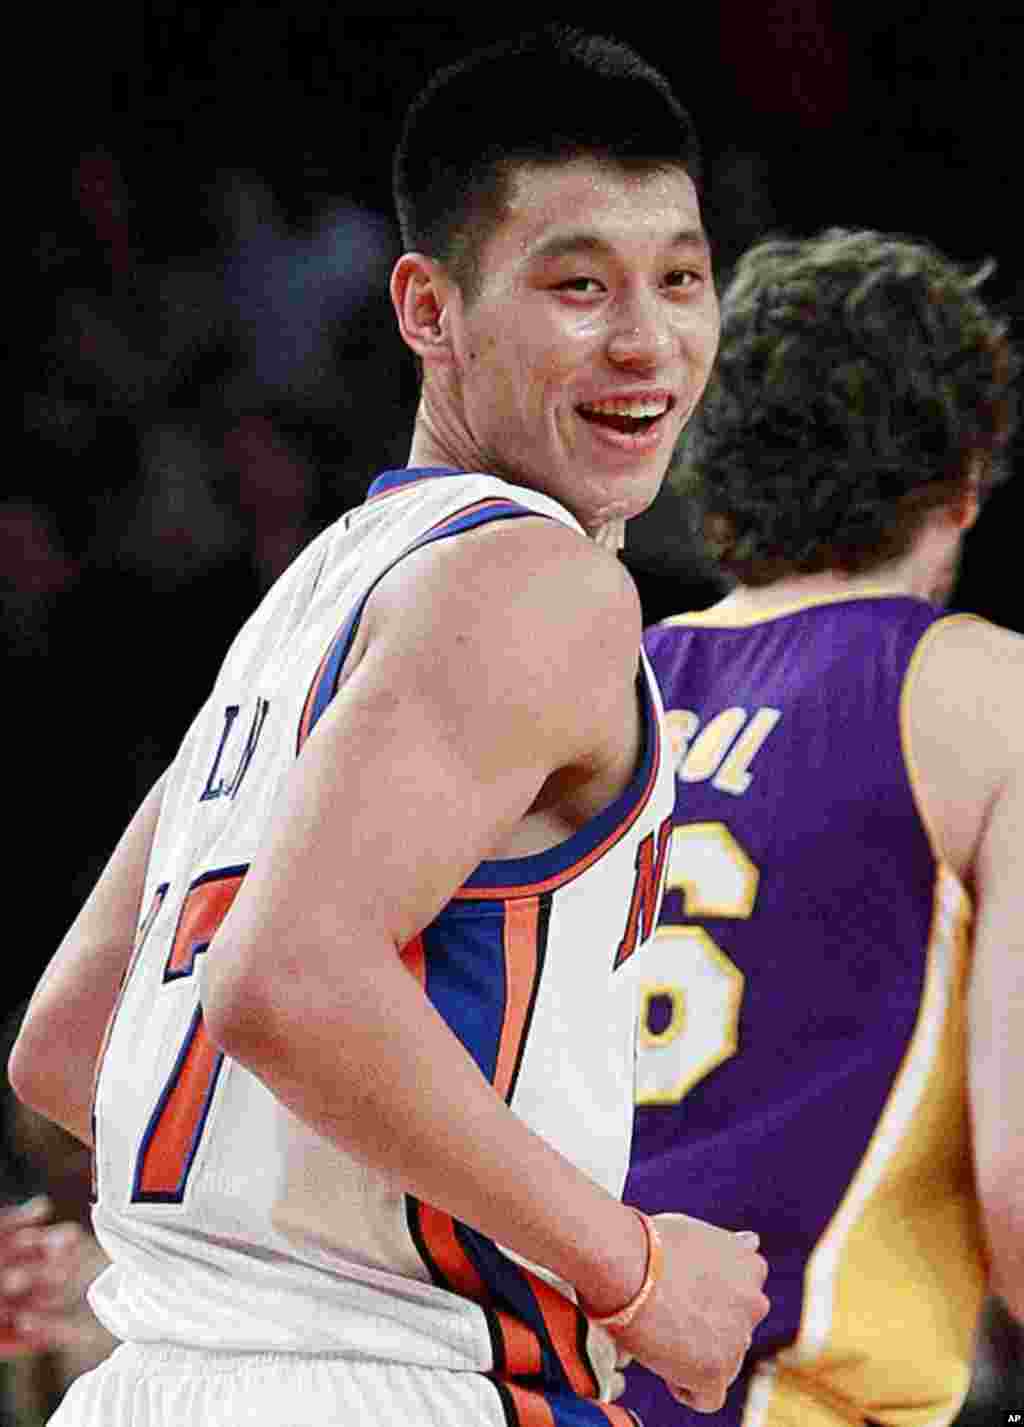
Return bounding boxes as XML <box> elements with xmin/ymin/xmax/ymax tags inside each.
<box><xmin>621</xmin><ymin>228</ymin><xmax>1022</xmax><ymax>1427</ymax></box>
<box><xmin>679</xmin><ymin>229</ymin><xmax>1013</xmax><ymax>588</ymax></box>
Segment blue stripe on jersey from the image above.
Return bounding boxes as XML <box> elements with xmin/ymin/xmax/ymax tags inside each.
<box><xmin>297</xmin><ymin>498</ymin><xmax>550</xmax><ymax>751</ymax></box>
<box><xmin>298</xmin><ymin>599</ymin><xmax>364</xmax><ymax>751</ymax></box>
<box><xmin>420</xmin><ymin>911</ymin><xmax>506</xmax><ymax>1084</ymax></box>
<box><xmin>365</xmin><ymin>465</ymin><xmax>463</xmax><ymax>500</ymax></box>
<box><xmin>492</xmin><ymin>1380</ymin><xmax>640</xmax><ymax>1427</ymax></box>
<box><xmin>409</xmin><ymin>895</ymin><xmax>604</xmax><ymax>1403</ymax></box>
<box><xmin>456</xmin><ymin>1223</ymin><xmax>598</xmax><ymax>1398</ymax></box>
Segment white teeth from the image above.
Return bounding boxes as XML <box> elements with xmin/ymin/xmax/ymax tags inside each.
<box><xmin>579</xmin><ymin>397</ymin><xmax>670</xmax><ymax>418</ymax></box>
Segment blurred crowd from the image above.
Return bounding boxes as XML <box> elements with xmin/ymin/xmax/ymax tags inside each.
<box><xmin>14</xmin><ymin>150</ymin><xmax>422</xmax><ymax>997</ymax></box>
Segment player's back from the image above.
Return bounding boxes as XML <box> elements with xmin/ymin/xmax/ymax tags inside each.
<box><xmin>624</xmin><ymin>592</ymin><xmax>987</xmax><ymax>1427</ymax></box>
<box><xmin>89</xmin><ymin>466</ymin><xmax>674</xmax><ymax>1408</ymax></box>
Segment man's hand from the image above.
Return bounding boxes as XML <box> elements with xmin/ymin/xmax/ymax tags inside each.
<box><xmin>0</xmin><ymin>1197</ymin><xmax>96</xmax><ymax>1356</ymax></box>
<box><xmin>612</xmin><ymin>1212</ymin><xmax>770</xmax><ymax>1414</ymax></box>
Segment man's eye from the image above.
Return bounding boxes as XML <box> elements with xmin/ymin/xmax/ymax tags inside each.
<box><xmin>555</xmin><ymin>277</ymin><xmax>603</xmax><ymax>294</ymax></box>
<box><xmin>665</xmin><ymin>269</ymin><xmax>701</xmax><ymax>290</ymax></box>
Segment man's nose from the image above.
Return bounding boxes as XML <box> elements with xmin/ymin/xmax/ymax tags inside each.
<box><xmin>606</xmin><ymin>294</ymin><xmax>674</xmax><ymax>369</ymax></box>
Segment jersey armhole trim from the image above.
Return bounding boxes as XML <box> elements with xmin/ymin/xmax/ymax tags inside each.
<box><xmin>296</xmin><ymin>500</ymin><xmax>558</xmax><ymax>753</ymax></box>
<box><xmin>659</xmin><ymin>590</ymin><xmax>934</xmax><ymax>629</ymax></box>
<box><xmin>455</xmin><ymin>663</ymin><xmax>660</xmax><ymax>898</ymax></box>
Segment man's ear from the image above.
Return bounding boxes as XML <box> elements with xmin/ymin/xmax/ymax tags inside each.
<box><xmin>390</xmin><ymin>254</ymin><xmax>456</xmax><ymax>365</ymax></box>
<box><xmin>953</xmin><ymin>451</ymin><xmax>986</xmax><ymax>531</ymax></box>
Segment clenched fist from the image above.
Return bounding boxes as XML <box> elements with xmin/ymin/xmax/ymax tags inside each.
<box><xmin>609</xmin><ymin>1212</ymin><xmax>769</xmax><ymax>1414</ymax></box>
<box><xmin>0</xmin><ymin>1197</ymin><xmax>101</xmax><ymax>1356</ymax></box>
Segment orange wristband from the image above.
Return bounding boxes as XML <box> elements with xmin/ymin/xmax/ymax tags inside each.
<box><xmin>585</xmin><ymin>1209</ymin><xmax>663</xmax><ymax>1332</ymax></box>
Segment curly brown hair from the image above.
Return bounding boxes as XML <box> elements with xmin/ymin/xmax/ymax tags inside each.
<box><xmin>674</xmin><ymin>228</ymin><xmax>1018</xmax><ymax>584</ymax></box>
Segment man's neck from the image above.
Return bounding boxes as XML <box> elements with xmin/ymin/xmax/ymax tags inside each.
<box><xmin>403</xmin><ymin>418</ymin><xmax>626</xmax><ymax>550</ymax></box>
<box><xmin>712</xmin><ymin>564</ymin><xmax>924</xmax><ymax>616</ymax></box>
<box><xmin>710</xmin><ymin>507</ymin><xmax>970</xmax><ymax>614</ymax></box>
<box><xmin>405</xmin><ymin>408</ymin><xmax>470</xmax><ymax>477</ymax></box>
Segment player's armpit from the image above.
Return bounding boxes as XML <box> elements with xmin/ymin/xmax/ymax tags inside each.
<box><xmin>9</xmin><ymin>770</ymin><xmax>168</xmax><ymax>1145</ymax></box>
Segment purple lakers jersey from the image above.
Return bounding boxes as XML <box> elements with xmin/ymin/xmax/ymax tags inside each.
<box><xmin>622</xmin><ymin>594</ymin><xmax>987</xmax><ymax>1427</ymax></box>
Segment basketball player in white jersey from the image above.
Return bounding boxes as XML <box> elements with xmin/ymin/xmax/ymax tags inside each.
<box><xmin>10</xmin><ymin>28</ymin><xmax>767</xmax><ymax>1426</ymax></box>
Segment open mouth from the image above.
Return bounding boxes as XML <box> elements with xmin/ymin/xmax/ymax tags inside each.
<box><xmin>575</xmin><ymin>395</ymin><xmax>674</xmax><ymax>436</ymax></box>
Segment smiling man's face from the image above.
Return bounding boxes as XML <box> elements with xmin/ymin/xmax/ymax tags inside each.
<box><xmin>442</xmin><ymin>157</ymin><xmax>719</xmax><ymax>534</ymax></box>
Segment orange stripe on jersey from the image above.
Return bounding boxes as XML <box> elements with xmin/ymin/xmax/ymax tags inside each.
<box><xmin>416</xmin><ymin>1202</ymin><xmax>491</xmax><ymax>1300</ymax></box>
<box><xmin>401</xmin><ymin>933</ymin><xmax>426</xmax><ymax>988</ymax></box>
<box><xmin>413</xmin><ymin>1204</ymin><xmax>544</xmax><ymax>1377</ymax></box>
<box><xmin>413</xmin><ymin>1201</ymin><xmax>595</xmax><ymax>1391</ymax></box>
<box><xmin>529</xmin><ymin>1275</ymin><xmax>598</xmax><ymax>1399</ymax></box>
<box><xmin>297</xmin><ymin>635</ymin><xmax>336</xmax><ymax>752</ymax></box>
<box><xmin>495</xmin><ymin>1310</ymin><xmax>545</xmax><ymax>1379</ymax></box>
<box><xmin>364</xmin><ymin>471</ymin><xmax>453</xmax><ymax>503</ymax></box>
<box><xmin>594</xmin><ymin>1403</ymin><xmax>639</xmax><ymax>1426</ymax></box>
<box><xmin>407</xmin><ymin>898</ymin><xmax>598</xmax><ymax>1396</ymax></box>
<box><xmin>494</xmin><ymin>896</ymin><xmax>541</xmax><ymax>1101</ymax></box>
<box><xmin>501</xmin><ymin>1383</ymin><xmax>558</xmax><ymax>1427</ymax></box>
<box><xmin>421</xmin><ymin>497</ymin><xmax>512</xmax><ymax>535</ymax></box>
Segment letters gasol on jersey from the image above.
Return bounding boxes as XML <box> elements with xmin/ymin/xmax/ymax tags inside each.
<box><xmin>666</xmin><ymin>705</ymin><xmax>781</xmax><ymax>794</ymax></box>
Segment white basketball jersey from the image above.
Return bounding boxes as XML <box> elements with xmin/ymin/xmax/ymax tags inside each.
<box><xmin>89</xmin><ymin>466</ymin><xmax>675</xmax><ymax>1409</ymax></box>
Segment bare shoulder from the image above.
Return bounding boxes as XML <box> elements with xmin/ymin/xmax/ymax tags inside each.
<box><xmin>309</xmin><ymin>510</ymin><xmax>644</xmax><ymax>844</ymax></box>
<box><xmin>904</xmin><ymin>613</ymin><xmax>1024</xmax><ymax>876</ymax></box>
<box><xmin>366</xmin><ymin>513</ymin><xmax>641</xmax><ymax>688</ymax></box>
<box><xmin>907</xmin><ymin>613</ymin><xmax>1024</xmax><ymax>740</ymax></box>
<box><xmin>380</xmin><ymin>511</ymin><xmax>638</xmax><ymax>612</ymax></box>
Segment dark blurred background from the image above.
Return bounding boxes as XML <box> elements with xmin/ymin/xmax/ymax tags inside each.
<box><xmin>9</xmin><ymin>9</ymin><xmax>1024</xmax><ymax>1419</ymax></box>
<box><xmin>15</xmin><ymin>6</ymin><xmax>1024</xmax><ymax>998</ymax></box>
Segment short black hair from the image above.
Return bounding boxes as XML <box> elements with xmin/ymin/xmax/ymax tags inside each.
<box><xmin>674</xmin><ymin>228</ymin><xmax>1018</xmax><ymax>584</ymax></box>
<box><xmin>393</xmin><ymin>25</ymin><xmax>701</xmax><ymax>302</ymax></box>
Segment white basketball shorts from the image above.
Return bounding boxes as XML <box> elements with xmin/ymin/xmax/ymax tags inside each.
<box><xmin>48</xmin><ymin>1342</ymin><xmax>510</xmax><ymax>1426</ymax></box>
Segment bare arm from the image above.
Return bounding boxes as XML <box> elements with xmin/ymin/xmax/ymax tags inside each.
<box><xmin>969</xmin><ymin>756</ymin><xmax>1024</xmax><ymax>1321</ymax></box>
<box><xmin>9</xmin><ymin>771</ymin><xmax>166</xmax><ymax>1145</ymax></box>
<box><xmin>203</xmin><ymin>518</ymin><xmax>767</xmax><ymax>1406</ymax></box>
<box><xmin>908</xmin><ymin>617</ymin><xmax>1024</xmax><ymax>1321</ymax></box>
